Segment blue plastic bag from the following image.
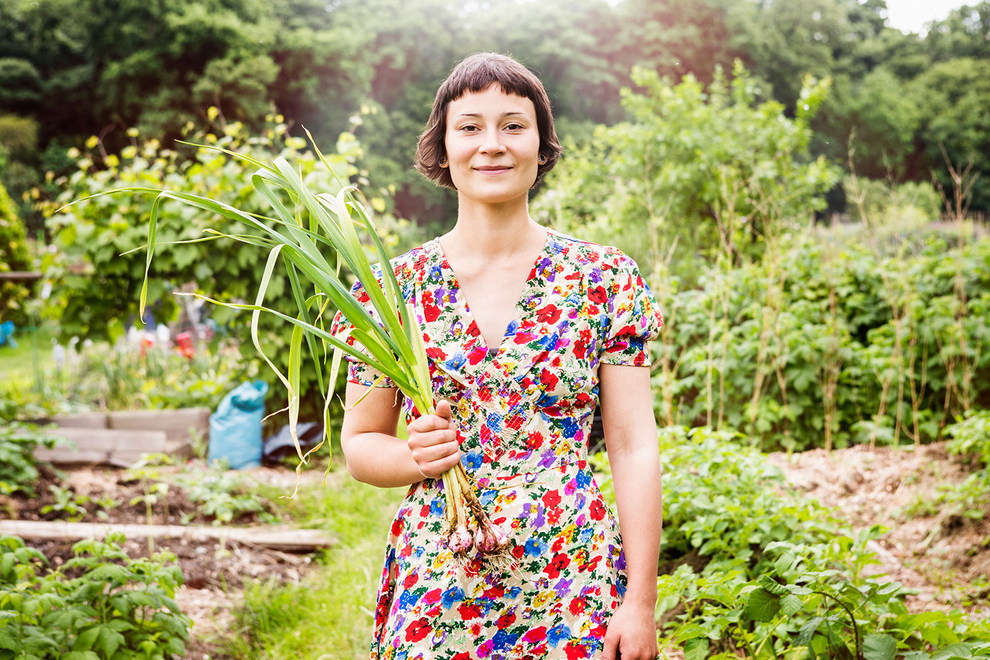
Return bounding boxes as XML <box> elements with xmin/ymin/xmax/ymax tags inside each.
<box><xmin>0</xmin><ymin>321</ymin><xmax>16</xmax><ymax>348</ymax></box>
<box><xmin>208</xmin><ymin>380</ymin><xmax>269</xmax><ymax>469</ymax></box>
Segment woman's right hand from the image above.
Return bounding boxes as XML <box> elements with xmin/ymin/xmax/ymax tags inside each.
<box><xmin>406</xmin><ymin>399</ymin><xmax>462</xmax><ymax>479</ymax></box>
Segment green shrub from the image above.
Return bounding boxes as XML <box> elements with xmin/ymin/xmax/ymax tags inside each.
<box><xmin>40</xmin><ymin>117</ymin><xmax>421</xmax><ymax>419</ymax></box>
<box><xmin>0</xmin><ymin>533</ymin><xmax>191</xmax><ymax>659</ymax></box>
<box><xmin>0</xmin><ymin>179</ymin><xmax>33</xmax><ymax>326</ymax></box>
<box><xmin>651</xmin><ymin>231</ymin><xmax>990</xmax><ymax>451</ymax></box>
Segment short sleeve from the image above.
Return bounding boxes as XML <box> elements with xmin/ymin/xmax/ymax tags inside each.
<box><xmin>599</xmin><ymin>253</ymin><xmax>664</xmax><ymax>367</ymax></box>
<box><xmin>329</xmin><ymin>277</ymin><xmax>396</xmax><ymax>389</ymax></box>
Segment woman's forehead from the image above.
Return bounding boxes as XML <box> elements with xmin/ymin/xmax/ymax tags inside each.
<box><xmin>447</xmin><ymin>85</ymin><xmax>536</xmax><ymax>118</ymax></box>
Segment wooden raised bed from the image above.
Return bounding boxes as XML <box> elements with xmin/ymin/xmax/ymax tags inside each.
<box><xmin>35</xmin><ymin>407</ymin><xmax>210</xmax><ymax>466</ymax></box>
<box><xmin>0</xmin><ymin>520</ymin><xmax>334</xmax><ymax>552</ymax></box>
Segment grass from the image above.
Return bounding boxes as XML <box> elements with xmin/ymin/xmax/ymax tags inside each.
<box><xmin>0</xmin><ymin>321</ymin><xmax>55</xmax><ymax>391</ymax></box>
<box><xmin>212</xmin><ymin>466</ymin><xmax>405</xmax><ymax>659</ymax></box>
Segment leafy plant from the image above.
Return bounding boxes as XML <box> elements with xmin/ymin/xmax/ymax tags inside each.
<box><xmin>900</xmin><ymin>411</ymin><xmax>990</xmax><ymax>523</ymax></box>
<box><xmin>594</xmin><ymin>426</ymin><xmax>840</xmax><ymax>578</ymax></box>
<box><xmin>174</xmin><ymin>466</ymin><xmax>271</xmax><ymax>525</ymax></box>
<box><xmin>95</xmin><ymin>129</ymin><xmax>506</xmax><ymax>558</ymax></box>
<box><xmin>0</xmin><ymin>178</ymin><xmax>34</xmax><ymax>326</ymax></box>
<box><xmin>0</xmin><ymin>532</ymin><xmax>191</xmax><ymax>659</ymax></box>
<box><xmin>40</xmin><ymin>117</ymin><xmax>419</xmax><ymax>419</ymax></box>
<box><xmin>39</xmin><ymin>484</ymin><xmax>88</xmax><ymax>522</ymax></box>
<box><xmin>0</xmin><ymin>422</ymin><xmax>56</xmax><ymax>497</ymax></box>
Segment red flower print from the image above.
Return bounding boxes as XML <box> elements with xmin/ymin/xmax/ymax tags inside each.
<box><xmin>453</xmin><ymin>654</ymin><xmax>471</xmax><ymax>660</ymax></box>
<box><xmin>590</xmin><ymin>499</ymin><xmax>606</xmax><ymax>521</ymax></box>
<box><xmin>483</xmin><ymin>584</ymin><xmax>506</xmax><ymax>600</ymax></box>
<box><xmin>568</xmin><ymin>597</ymin><xmax>587</xmax><ymax>616</ymax></box>
<box><xmin>468</xmin><ymin>346</ymin><xmax>487</xmax><ymax>364</ymax></box>
<box><xmin>542</xmin><ymin>490</ymin><xmax>561</xmax><ymax>509</ymax></box>
<box><xmin>390</xmin><ymin>518</ymin><xmax>404</xmax><ymax>536</ymax></box>
<box><xmin>457</xmin><ymin>601</ymin><xmax>483</xmax><ymax>620</ymax></box>
<box><xmin>540</xmin><ymin>370</ymin><xmax>559</xmax><ymax>391</ymax></box>
<box><xmin>497</xmin><ymin>611</ymin><xmax>516</xmax><ymax>629</ymax></box>
<box><xmin>425</xmin><ymin>346</ymin><xmax>447</xmax><ymax>360</ymax></box>
<box><xmin>425</xmin><ymin>303</ymin><xmax>442</xmax><ymax>322</ymax></box>
<box><xmin>405</xmin><ymin>617</ymin><xmax>431</xmax><ymax>642</ymax></box>
<box><xmin>544</xmin><ymin>553</ymin><xmax>570</xmax><ymax>579</ymax></box>
<box><xmin>526</xmin><ymin>431</ymin><xmax>544</xmax><ymax>450</ymax></box>
<box><xmin>523</xmin><ymin>627</ymin><xmax>547</xmax><ymax>645</ymax></box>
<box><xmin>565</xmin><ymin>642</ymin><xmax>589</xmax><ymax>659</ymax></box>
<box><xmin>579</xmin><ymin>556</ymin><xmax>602</xmax><ymax>573</ymax></box>
<box><xmin>403</xmin><ymin>573</ymin><xmax>418</xmax><ymax>590</ymax></box>
<box><xmin>536</xmin><ymin>304</ymin><xmax>561</xmax><ymax>324</ymax></box>
<box><xmin>511</xmin><ymin>543</ymin><xmax>525</xmax><ymax>559</ymax></box>
<box><xmin>589</xmin><ymin>285</ymin><xmax>607</xmax><ymax>304</ymax></box>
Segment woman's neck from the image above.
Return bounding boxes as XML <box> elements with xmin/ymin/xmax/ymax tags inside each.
<box><xmin>445</xmin><ymin>195</ymin><xmax>543</xmax><ymax>261</ymax></box>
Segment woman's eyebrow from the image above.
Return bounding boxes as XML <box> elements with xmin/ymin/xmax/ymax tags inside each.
<box><xmin>454</xmin><ymin>111</ymin><xmax>530</xmax><ymax>119</ymax></box>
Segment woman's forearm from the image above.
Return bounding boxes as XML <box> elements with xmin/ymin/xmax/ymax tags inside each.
<box><xmin>342</xmin><ymin>431</ymin><xmax>424</xmax><ymax>488</ymax></box>
<box><xmin>609</xmin><ymin>444</ymin><xmax>663</xmax><ymax>606</ymax></box>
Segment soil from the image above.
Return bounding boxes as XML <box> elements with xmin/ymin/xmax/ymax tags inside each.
<box><xmin>768</xmin><ymin>441</ymin><xmax>990</xmax><ymax>612</ymax></box>
<box><xmin>3</xmin><ymin>443</ymin><xmax>987</xmax><ymax>656</ymax></box>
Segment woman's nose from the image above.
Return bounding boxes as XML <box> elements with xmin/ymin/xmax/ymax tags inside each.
<box><xmin>479</xmin><ymin>129</ymin><xmax>505</xmax><ymax>155</ymax></box>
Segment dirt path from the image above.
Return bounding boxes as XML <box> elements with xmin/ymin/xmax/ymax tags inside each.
<box><xmin>768</xmin><ymin>442</ymin><xmax>990</xmax><ymax>613</ymax></box>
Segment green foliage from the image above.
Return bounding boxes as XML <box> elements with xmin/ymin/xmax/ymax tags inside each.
<box><xmin>912</xmin><ymin>57</ymin><xmax>990</xmax><ymax>213</ymax></box>
<box><xmin>534</xmin><ymin>62</ymin><xmax>839</xmax><ymax>281</ymax></box>
<box><xmin>595</xmin><ymin>427</ymin><xmax>840</xmax><ymax>578</ymax></box>
<box><xmin>0</xmin><ymin>533</ymin><xmax>191</xmax><ymax>660</ymax></box>
<box><xmin>844</xmin><ymin>178</ymin><xmax>942</xmax><ymax>225</ymax></box>
<box><xmin>215</xmin><ymin>471</ymin><xmax>405</xmax><ymax>658</ymax></box>
<box><xmin>69</xmin><ymin>343</ymin><xmax>252</xmax><ymax>412</ymax></box>
<box><xmin>901</xmin><ymin>411</ymin><xmax>990</xmax><ymax>522</ymax></box>
<box><xmin>0</xmin><ymin>422</ymin><xmax>55</xmax><ymax>498</ymax></box>
<box><xmin>658</xmin><ymin>532</ymin><xmax>990</xmax><ymax>658</ymax></box>
<box><xmin>0</xmin><ymin>114</ymin><xmax>38</xmax><ymax>162</ymax></box>
<box><xmin>0</xmin><ymin>178</ymin><xmax>33</xmax><ymax>325</ymax></box>
<box><xmin>592</xmin><ymin>427</ymin><xmax>990</xmax><ymax>658</ymax></box>
<box><xmin>41</xmin><ymin>117</ymin><xmax>417</xmax><ymax>415</ymax></box>
<box><xmin>39</xmin><ymin>485</ymin><xmax>89</xmax><ymax>522</ymax></box>
<box><xmin>649</xmin><ymin>228</ymin><xmax>990</xmax><ymax>452</ymax></box>
<box><xmin>174</xmin><ymin>465</ymin><xmax>271</xmax><ymax>525</ymax></box>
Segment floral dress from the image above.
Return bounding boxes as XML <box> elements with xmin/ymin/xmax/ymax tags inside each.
<box><xmin>332</xmin><ymin>228</ymin><xmax>663</xmax><ymax>660</ymax></box>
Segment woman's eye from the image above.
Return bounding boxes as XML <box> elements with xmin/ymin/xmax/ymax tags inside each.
<box><xmin>505</xmin><ymin>123</ymin><xmax>523</xmax><ymax>131</ymax></box>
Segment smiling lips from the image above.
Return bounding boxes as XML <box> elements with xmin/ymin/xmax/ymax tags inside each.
<box><xmin>474</xmin><ymin>165</ymin><xmax>512</xmax><ymax>174</ymax></box>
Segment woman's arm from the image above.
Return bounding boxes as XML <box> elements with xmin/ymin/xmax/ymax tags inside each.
<box><xmin>597</xmin><ymin>363</ymin><xmax>662</xmax><ymax>660</ymax></box>
<box><xmin>340</xmin><ymin>382</ymin><xmax>462</xmax><ymax>487</ymax></box>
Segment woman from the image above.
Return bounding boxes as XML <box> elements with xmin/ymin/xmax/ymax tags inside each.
<box><xmin>334</xmin><ymin>52</ymin><xmax>663</xmax><ymax>660</ymax></box>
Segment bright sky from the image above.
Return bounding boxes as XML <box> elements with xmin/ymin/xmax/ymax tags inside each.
<box><xmin>883</xmin><ymin>0</ymin><xmax>972</xmax><ymax>34</ymax></box>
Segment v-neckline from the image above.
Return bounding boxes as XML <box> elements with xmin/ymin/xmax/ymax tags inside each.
<box><xmin>434</xmin><ymin>228</ymin><xmax>553</xmax><ymax>355</ymax></box>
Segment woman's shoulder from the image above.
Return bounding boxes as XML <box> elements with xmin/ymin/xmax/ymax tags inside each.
<box><xmin>375</xmin><ymin>238</ymin><xmax>441</xmax><ymax>283</ymax></box>
<box><xmin>547</xmin><ymin>228</ymin><xmax>639</xmax><ymax>273</ymax></box>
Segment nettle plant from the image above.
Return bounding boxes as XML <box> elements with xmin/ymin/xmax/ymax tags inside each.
<box><xmin>0</xmin><ymin>533</ymin><xmax>191</xmax><ymax>660</ymax></box>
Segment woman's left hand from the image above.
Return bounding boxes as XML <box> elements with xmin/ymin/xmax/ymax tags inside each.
<box><xmin>599</xmin><ymin>600</ymin><xmax>658</xmax><ymax>660</ymax></box>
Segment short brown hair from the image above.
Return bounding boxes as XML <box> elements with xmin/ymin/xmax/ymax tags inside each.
<box><xmin>414</xmin><ymin>53</ymin><xmax>562</xmax><ymax>190</ymax></box>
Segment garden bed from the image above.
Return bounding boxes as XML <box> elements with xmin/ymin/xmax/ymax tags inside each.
<box><xmin>0</xmin><ymin>459</ymin><xmax>338</xmax><ymax>657</ymax></box>
<box><xmin>770</xmin><ymin>442</ymin><xmax>990</xmax><ymax>612</ymax></box>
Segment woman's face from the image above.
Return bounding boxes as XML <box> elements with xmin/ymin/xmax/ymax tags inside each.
<box><xmin>443</xmin><ymin>84</ymin><xmax>541</xmax><ymax>206</ymax></box>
